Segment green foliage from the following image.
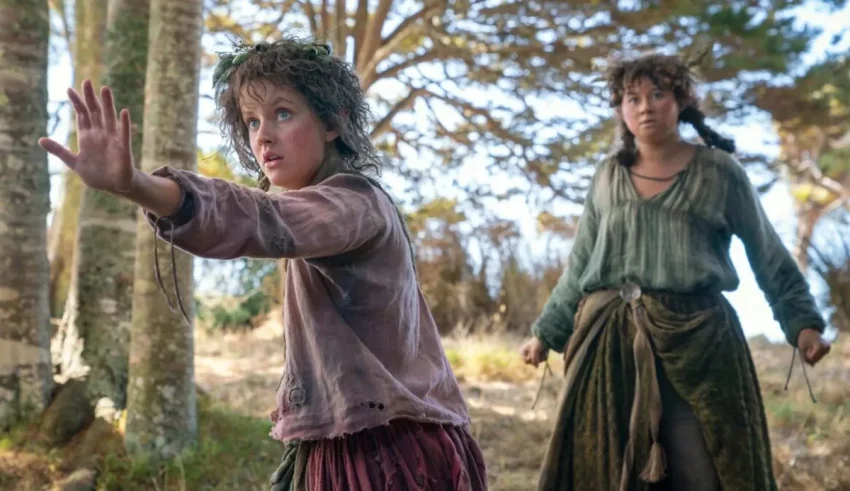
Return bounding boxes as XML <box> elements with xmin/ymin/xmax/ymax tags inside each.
<box><xmin>196</xmin><ymin>287</ymin><xmax>274</xmax><ymax>333</ymax></box>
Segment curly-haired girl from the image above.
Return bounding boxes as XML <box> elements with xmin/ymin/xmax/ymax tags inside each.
<box><xmin>39</xmin><ymin>38</ymin><xmax>487</xmax><ymax>491</ymax></box>
<box><xmin>519</xmin><ymin>53</ymin><xmax>831</xmax><ymax>490</ymax></box>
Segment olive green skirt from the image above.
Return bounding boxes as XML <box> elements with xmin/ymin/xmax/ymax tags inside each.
<box><xmin>538</xmin><ymin>287</ymin><xmax>776</xmax><ymax>491</ymax></box>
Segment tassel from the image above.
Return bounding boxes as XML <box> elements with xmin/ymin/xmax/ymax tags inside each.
<box><xmin>639</xmin><ymin>441</ymin><xmax>667</xmax><ymax>482</ymax></box>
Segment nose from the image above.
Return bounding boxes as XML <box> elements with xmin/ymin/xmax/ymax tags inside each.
<box><xmin>255</xmin><ymin>120</ymin><xmax>276</xmax><ymax>146</ymax></box>
<box><xmin>639</xmin><ymin>99</ymin><xmax>653</xmax><ymax>114</ymax></box>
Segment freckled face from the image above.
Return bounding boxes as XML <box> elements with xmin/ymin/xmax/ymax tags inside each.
<box><xmin>240</xmin><ymin>80</ymin><xmax>338</xmax><ymax>189</ymax></box>
<box><xmin>619</xmin><ymin>78</ymin><xmax>681</xmax><ymax>144</ymax></box>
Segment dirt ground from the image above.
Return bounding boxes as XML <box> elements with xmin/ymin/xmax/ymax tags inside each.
<box><xmin>2</xmin><ymin>315</ymin><xmax>848</xmax><ymax>490</ymax></box>
<box><xmin>192</xmin><ymin>317</ymin><xmax>850</xmax><ymax>490</ymax></box>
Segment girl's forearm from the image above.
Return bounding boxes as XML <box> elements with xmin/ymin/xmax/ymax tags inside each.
<box><xmin>117</xmin><ymin>170</ymin><xmax>183</xmax><ymax>218</ymax></box>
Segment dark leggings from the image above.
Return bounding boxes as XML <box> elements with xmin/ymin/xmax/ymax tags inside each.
<box><xmin>654</xmin><ymin>365</ymin><xmax>722</xmax><ymax>491</ymax></box>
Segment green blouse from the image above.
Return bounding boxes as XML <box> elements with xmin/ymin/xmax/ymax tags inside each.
<box><xmin>532</xmin><ymin>146</ymin><xmax>826</xmax><ymax>352</ymax></box>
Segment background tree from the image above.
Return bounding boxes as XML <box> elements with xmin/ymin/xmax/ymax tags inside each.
<box><xmin>125</xmin><ymin>0</ymin><xmax>204</xmax><ymax>458</ymax></box>
<box><xmin>47</xmin><ymin>0</ymin><xmax>109</xmax><ymax>318</ymax></box>
<box><xmin>751</xmin><ymin>53</ymin><xmax>850</xmax><ymax>269</ymax></box>
<box><xmin>205</xmin><ymin>1</ymin><xmax>840</xmax><ymax>204</ymax></box>
<box><xmin>0</xmin><ymin>0</ymin><xmax>53</xmax><ymax>429</ymax></box>
<box><xmin>48</xmin><ymin>0</ymin><xmax>151</xmax><ymax>438</ymax></box>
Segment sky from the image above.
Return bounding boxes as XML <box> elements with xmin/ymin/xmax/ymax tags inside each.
<box><xmin>42</xmin><ymin>2</ymin><xmax>849</xmax><ymax>343</ymax></box>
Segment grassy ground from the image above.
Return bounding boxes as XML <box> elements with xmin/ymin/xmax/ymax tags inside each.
<box><xmin>2</xmin><ymin>315</ymin><xmax>849</xmax><ymax>490</ymax></box>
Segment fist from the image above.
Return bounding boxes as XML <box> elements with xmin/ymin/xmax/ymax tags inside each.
<box><xmin>797</xmin><ymin>328</ymin><xmax>830</xmax><ymax>366</ymax></box>
<box><xmin>519</xmin><ymin>337</ymin><xmax>549</xmax><ymax>367</ymax></box>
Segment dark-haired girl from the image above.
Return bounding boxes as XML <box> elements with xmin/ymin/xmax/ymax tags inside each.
<box><xmin>519</xmin><ymin>54</ymin><xmax>831</xmax><ymax>490</ymax></box>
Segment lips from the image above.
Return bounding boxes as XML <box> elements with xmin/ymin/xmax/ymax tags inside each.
<box><xmin>263</xmin><ymin>152</ymin><xmax>282</xmax><ymax>168</ymax></box>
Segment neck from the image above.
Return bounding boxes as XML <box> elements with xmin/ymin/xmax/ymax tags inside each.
<box><xmin>309</xmin><ymin>145</ymin><xmax>349</xmax><ymax>186</ymax></box>
<box><xmin>636</xmin><ymin>135</ymin><xmax>685</xmax><ymax>165</ymax></box>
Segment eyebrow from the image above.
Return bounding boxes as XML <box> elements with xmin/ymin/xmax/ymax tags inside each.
<box><xmin>241</xmin><ymin>96</ymin><xmax>296</xmax><ymax>115</ymax></box>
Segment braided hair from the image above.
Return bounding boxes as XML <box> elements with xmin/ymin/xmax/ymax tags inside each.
<box><xmin>606</xmin><ymin>53</ymin><xmax>735</xmax><ymax>167</ymax></box>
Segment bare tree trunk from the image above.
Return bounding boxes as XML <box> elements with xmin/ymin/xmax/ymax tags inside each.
<box><xmin>124</xmin><ymin>0</ymin><xmax>203</xmax><ymax>458</ymax></box>
<box><xmin>0</xmin><ymin>0</ymin><xmax>53</xmax><ymax>429</ymax></box>
<box><xmin>55</xmin><ymin>0</ymin><xmax>150</xmax><ymax>422</ymax></box>
<box><xmin>48</xmin><ymin>0</ymin><xmax>109</xmax><ymax>319</ymax></box>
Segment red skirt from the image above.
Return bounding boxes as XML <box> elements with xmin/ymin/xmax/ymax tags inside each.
<box><xmin>271</xmin><ymin>419</ymin><xmax>487</xmax><ymax>490</ymax></box>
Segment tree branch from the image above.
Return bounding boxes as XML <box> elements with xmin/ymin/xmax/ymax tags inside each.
<box><xmin>279</xmin><ymin>0</ymin><xmax>299</xmax><ymax>19</ymax></box>
<box><xmin>49</xmin><ymin>0</ymin><xmax>74</xmax><ymax>56</ymax></box>
<box><xmin>356</xmin><ymin>0</ymin><xmax>393</xmax><ymax>73</ymax></box>
<box><xmin>297</xmin><ymin>0</ymin><xmax>319</xmax><ymax>38</ymax></box>
<box><xmin>371</xmin><ymin>87</ymin><xmax>426</xmax><ymax>139</ymax></box>
<box><xmin>359</xmin><ymin>2</ymin><xmax>446</xmax><ymax>88</ymax></box>
<box><xmin>381</xmin><ymin>1</ymin><xmax>444</xmax><ymax>53</ymax></box>
<box><xmin>334</xmin><ymin>0</ymin><xmax>346</xmax><ymax>58</ymax></box>
<box><xmin>320</xmin><ymin>0</ymin><xmax>329</xmax><ymax>41</ymax></box>
<box><xmin>352</xmin><ymin>0</ymin><xmax>368</xmax><ymax>62</ymax></box>
<box><xmin>365</xmin><ymin>49</ymin><xmax>443</xmax><ymax>89</ymax></box>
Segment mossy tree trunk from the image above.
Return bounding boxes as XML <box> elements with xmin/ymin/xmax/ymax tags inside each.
<box><xmin>48</xmin><ymin>0</ymin><xmax>108</xmax><ymax>319</ymax></box>
<box><xmin>55</xmin><ymin>0</ymin><xmax>150</xmax><ymax>423</ymax></box>
<box><xmin>124</xmin><ymin>0</ymin><xmax>203</xmax><ymax>458</ymax></box>
<box><xmin>0</xmin><ymin>0</ymin><xmax>53</xmax><ymax>429</ymax></box>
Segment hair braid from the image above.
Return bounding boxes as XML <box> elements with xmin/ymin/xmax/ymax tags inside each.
<box><xmin>679</xmin><ymin>106</ymin><xmax>736</xmax><ymax>153</ymax></box>
<box><xmin>615</xmin><ymin>120</ymin><xmax>639</xmax><ymax>167</ymax></box>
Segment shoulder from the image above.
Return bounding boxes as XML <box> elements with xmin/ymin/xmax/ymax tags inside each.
<box><xmin>319</xmin><ymin>172</ymin><xmax>398</xmax><ymax>224</ymax></box>
<box><xmin>319</xmin><ymin>172</ymin><xmax>380</xmax><ymax>195</ymax></box>
<box><xmin>587</xmin><ymin>154</ymin><xmax>618</xmax><ymax>190</ymax></box>
<box><xmin>696</xmin><ymin>146</ymin><xmax>750</xmax><ymax>185</ymax></box>
<box><xmin>314</xmin><ymin>173</ymin><xmax>391</xmax><ymax>208</ymax></box>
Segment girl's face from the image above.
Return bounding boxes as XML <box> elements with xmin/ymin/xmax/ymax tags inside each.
<box><xmin>619</xmin><ymin>78</ymin><xmax>681</xmax><ymax>145</ymax></box>
<box><xmin>240</xmin><ymin>80</ymin><xmax>338</xmax><ymax>189</ymax></box>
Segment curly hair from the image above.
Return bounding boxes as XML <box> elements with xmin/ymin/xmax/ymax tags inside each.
<box><xmin>214</xmin><ymin>37</ymin><xmax>382</xmax><ymax>190</ymax></box>
<box><xmin>605</xmin><ymin>53</ymin><xmax>735</xmax><ymax>167</ymax></box>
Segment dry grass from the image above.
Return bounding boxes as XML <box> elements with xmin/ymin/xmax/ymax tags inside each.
<box><xmin>2</xmin><ymin>313</ymin><xmax>848</xmax><ymax>490</ymax></box>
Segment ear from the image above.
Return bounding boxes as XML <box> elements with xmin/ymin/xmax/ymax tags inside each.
<box><xmin>324</xmin><ymin>108</ymin><xmax>349</xmax><ymax>142</ymax></box>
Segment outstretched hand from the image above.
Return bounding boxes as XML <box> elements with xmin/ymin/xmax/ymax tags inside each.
<box><xmin>38</xmin><ymin>80</ymin><xmax>136</xmax><ymax>195</ymax></box>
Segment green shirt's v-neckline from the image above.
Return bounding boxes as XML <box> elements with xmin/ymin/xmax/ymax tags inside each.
<box><xmin>624</xmin><ymin>145</ymin><xmax>701</xmax><ymax>202</ymax></box>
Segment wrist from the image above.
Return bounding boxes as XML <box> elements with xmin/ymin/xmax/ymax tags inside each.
<box><xmin>796</xmin><ymin>327</ymin><xmax>821</xmax><ymax>343</ymax></box>
<box><xmin>113</xmin><ymin>169</ymin><xmax>142</xmax><ymax>197</ymax></box>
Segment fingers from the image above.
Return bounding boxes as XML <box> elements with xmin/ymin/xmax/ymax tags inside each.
<box><xmin>802</xmin><ymin>341</ymin><xmax>830</xmax><ymax>366</ymax></box>
<box><xmin>804</xmin><ymin>342</ymin><xmax>830</xmax><ymax>366</ymax></box>
<box><xmin>68</xmin><ymin>88</ymin><xmax>91</xmax><ymax>130</ymax></box>
<box><xmin>82</xmin><ymin>80</ymin><xmax>104</xmax><ymax>128</ymax></box>
<box><xmin>120</xmin><ymin>109</ymin><xmax>132</xmax><ymax>149</ymax></box>
<box><xmin>38</xmin><ymin>137</ymin><xmax>77</xmax><ymax>169</ymax></box>
<box><xmin>102</xmin><ymin>86</ymin><xmax>118</xmax><ymax>133</ymax></box>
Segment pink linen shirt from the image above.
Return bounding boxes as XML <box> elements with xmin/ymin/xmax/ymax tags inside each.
<box><xmin>147</xmin><ymin>167</ymin><xmax>470</xmax><ymax>441</ymax></box>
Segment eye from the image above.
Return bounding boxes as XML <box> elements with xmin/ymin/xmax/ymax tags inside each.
<box><xmin>277</xmin><ymin>109</ymin><xmax>292</xmax><ymax>121</ymax></box>
<box><xmin>245</xmin><ymin>118</ymin><xmax>260</xmax><ymax>130</ymax></box>
<box><xmin>627</xmin><ymin>96</ymin><xmax>638</xmax><ymax>104</ymax></box>
<box><xmin>653</xmin><ymin>91</ymin><xmax>665</xmax><ymax>100</ymax></box>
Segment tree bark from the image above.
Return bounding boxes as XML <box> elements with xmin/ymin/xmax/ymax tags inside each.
<box><xmin>48</xmin><ymin>0</ymin><xmax>109</xmax><ymax>319</ymax></box>
<box><xmin>56</xmin><ymin>0</ymin><xmax>150</xmax><ymax>418</ymax></box>
<box><xmin>124</xmin><ymin>0</ymin><xmax>203</xmax><ymax>458</ymax></box>
<box><xmin>0</xmin><ymin>0</ymin><xmax>53</xmax><ymax>429</ymax></box>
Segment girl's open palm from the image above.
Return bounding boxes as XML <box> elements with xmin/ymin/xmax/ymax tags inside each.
<box><xmin>38</xmin><ymin>80</ymin><xmax>136</xmax><ymax>194</ymax></box>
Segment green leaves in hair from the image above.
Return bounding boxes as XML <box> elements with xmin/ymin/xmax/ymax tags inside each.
<box><xmin>211</xmin><ymin>40</ymin><xmax>333</xmax><ymax>95</ymax></box>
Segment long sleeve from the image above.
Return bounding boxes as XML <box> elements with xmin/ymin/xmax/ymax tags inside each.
<box><xmin>531</xmin><ymin>180</ymin><xmax>600</xmax><ymax>353</ymax></box>
<box><xmin>145</xmin><ymin>167</ymin><xmax>387</xmax><ymax>260</ymax></box>
<box><xmin>725</xmin><ymin>159</ymin><xmax>826</xmax><ymax>347</ymax></box>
